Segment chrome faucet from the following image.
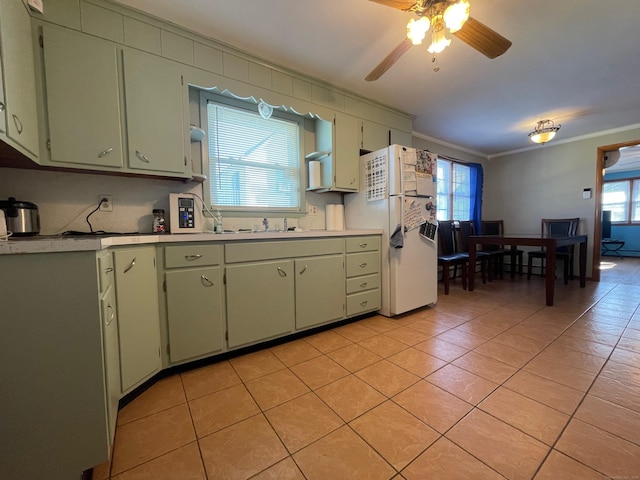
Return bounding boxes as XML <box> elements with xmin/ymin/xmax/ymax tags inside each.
<box><xmin>263</xmin><ymin>217</ymin><xmax>269</xmax><ymax>231</ymax></box>
<box><xmin>283</xmin><ymin>218</ymin><xmax>288</xmax><ymax>231</ymax></box>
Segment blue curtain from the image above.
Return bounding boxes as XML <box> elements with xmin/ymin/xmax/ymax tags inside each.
<box><xmin>468</xmin><ymin>162</ymin><xmax>483</xmax><ymax>233</ymax></box>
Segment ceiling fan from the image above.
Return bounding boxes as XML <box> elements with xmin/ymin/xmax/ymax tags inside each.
<box><xmin>365</xmin><ymin>0</ymin><xmax>512</xmax><ymax>81</ymax></box>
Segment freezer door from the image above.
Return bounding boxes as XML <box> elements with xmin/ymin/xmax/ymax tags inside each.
<box><xmin>388</xmin><ymin>145</ymin><xmax>417</xmax><ymax>196</ymax></box>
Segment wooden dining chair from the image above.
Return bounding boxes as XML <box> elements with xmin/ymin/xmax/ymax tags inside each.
<box><xmin>457</xmin><ymin>220</ymin><xmax>491</xmax><ymax>283</ymax></box>
<box><xmin>527</xmin><ymin>217</ymin><xmax>580</xmax><ymax>284</ymax></box>
<box><xmin>436</xmin><ymin>220</ymin><xmax>469</xmax><ymax>295</ymax></box>
<box><xmin>481</xmin><ymin>220</ymin><xmax>524</xmax><ymax>277</ymax></box>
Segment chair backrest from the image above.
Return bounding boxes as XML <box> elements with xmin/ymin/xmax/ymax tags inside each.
<box><xmin>457</xmin><ymin>220</ymin><xmax>476</xmax><ymax>253</ymax></box>
<box><xmin>437</xmin><ymin>220</ymin><xmax>457</xmax><ymax>255</ymax></box>
<box><xmin>541</xmin><ymin>218</ymin><xmax>580</xmax><ymax>253</ymax></box>
<box><xmin>481</xmin><ymin>220</ymin><xmax>504</xmax><ymax>236</ymax></box>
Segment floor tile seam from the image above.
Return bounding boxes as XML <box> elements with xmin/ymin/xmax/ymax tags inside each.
<box><xmin>182</xmin><ymin>379</ymin><xmax>245</xmax><ymax>403</ymax></box>
<box><xmin>571</xmin><ymin>397</ymin><xmax>640</xmax><ymax>449</ymax></box>
<box><xmin>526</xmin><ymin>326</ymin><xmax>637</xmax><ymax>474</ymax></box>
<box><xmin>258</xmin><ymin>392</ymin><xmax>347</xmax><ymax>457</ymax></box>
<box><xmin>550</xmin><ymin>418</ymin><xmax>640</xmax><ymax>479</ymax></box>
<box><xmin>352</xmin><ymin>362</ymin><xmax>425</xmax><ymax>398</ymax></box>
<box><xmin>114</xmin><ymin>398</ymin><xmax>193</xmax><ymax>432</ymax></box>
<box><xmin>110</xmin><ymin>438</ymin><xmax>200</xmax><ymax>478</ymax></box>
<box><xmin>240</xmin><ymin>367</ymin><xmax>310</xmax><ymax>413</ymax></box>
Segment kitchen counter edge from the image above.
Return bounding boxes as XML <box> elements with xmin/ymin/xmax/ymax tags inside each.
<box><xmin>0</xmin><ymin>230</ymin><xmax>384</xmax><ymax>255</ymax></box>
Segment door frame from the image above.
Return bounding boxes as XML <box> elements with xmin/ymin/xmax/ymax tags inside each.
<box><xmin>592</xmin><ymin>139</ymin><xmax>640</xmax><ymax>282</ymax></box>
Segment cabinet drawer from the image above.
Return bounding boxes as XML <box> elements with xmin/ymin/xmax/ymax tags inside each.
<box><xmin>346</xmin><ymin>235</ymin><xmax>380</xmax><ymax>253</ymax></box>
<box><xmin>346</xmin><ymin>273</ymin><xmax>380</xmax><ymax>294</ymax></box>
<box><xmin>225</xmin><ymin>238</ymin><xmax>343</xmax><ymax>263</ymax></box>
<box><xmin>164</xmin><ymin>244</ymin><xmax>222</xmax><ymax>268</ymax></box>
<box><xmin>97</xmin><ymin>252</ymin><xmax>114</xmax><ymax>293</ymax></box>
<box><xmin>346</xmin><ymin>251</ymin><xmax>380</xmax><ymax>277</ymax></box>
<box><xmin>347</xmin><ymin>289</ymin><xmax>381</xmax><ymax>316</ymax></box>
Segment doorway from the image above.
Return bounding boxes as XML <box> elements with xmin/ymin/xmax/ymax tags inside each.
<box><xmin>592</xmin><ymin>140</ymin><xmax>640</xmax><ymax>282</ymax></box>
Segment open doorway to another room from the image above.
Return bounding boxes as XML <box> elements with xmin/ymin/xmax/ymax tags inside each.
<box><xmin>593</xmin><ymin>141</ymin><xmax>640</xmax><ymax>284</ymax></box>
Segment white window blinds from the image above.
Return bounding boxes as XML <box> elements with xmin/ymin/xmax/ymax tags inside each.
<box><xmin>206</xmin><ymin>101</ymin><xmax>301</xmax><ymax>210</ymax></box>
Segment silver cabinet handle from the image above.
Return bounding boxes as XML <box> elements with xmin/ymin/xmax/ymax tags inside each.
<box><xmin>97</xmin><ymin>147</ymin><xmax>114</xmax><ymax>158</ymax></box>
<box><xmin>201</xmin><ymin>275</ymin><xmax>214</xmax><ymax>287</ymax></box>
<box><xmin>359</xmin><ymin>262</ymin><xmax>368</xmax><ymax>268</ymax></box>
<box><xmin>359</xmin><ymin>282</ymin><xmax>368</xmax><ymax>288</ymax></box>
<box><xmin>106</xmin><ymin>304</ymin><xmax>115</xmax><ymax>326</ymax></box>
<box><xmin>360</xmin><ymin>300</ymin><xmax>368</xmax><ymax>307</ymax></box>
<box><xmin>299</xmin><ymin>264</ymin><xmax>308</xmax><ymax>275</ymax></box>
<box><xmin>105</xmin><ymin>267</ymin><xmax>114</xmax><ymax>273</ymax></box>
<box><xmin>135</xmin><ymin>150</ymin><xmax>150</xmax><ymax>163</ymax></box>
<box><xmin>12</xmin><ymin>114</ymin><xmax>23</xmax><ymax>134</ymax></box>
<box><xmin>359</xmin><ymin>243</ymin><xmax>368</xmax><ymax>248</ymax></box>
<box><xmin>185</xmin><ymin>254</ymin><xmax>202</xmax><ymax>261</ymax></box>
<box><xmin>277</xmin><ymin>266</ymin><xmax>287</xmax><ymax>277</ymax></box>
<box><xmin>0</xmin><ymin>102</ymin><xmax>5</xmax><ymax>112</ymax></box>
<box><xmin>123</xmin><ymin>257</ymin><xmax>136</xmax><ymax>274</ymax></box>
<box><xmin>349</xmin><ymin>178</ymin><xmax>356</xmax><ymax>185</ymax></box>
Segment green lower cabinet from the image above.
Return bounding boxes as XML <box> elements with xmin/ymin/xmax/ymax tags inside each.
<box><xmin>100</xmin><ymin>284</ymin><xmax>120</xmax><ymax>445</ymax></box>
<box><xmin>113</xmin><ymin>247</ymin><xmax>161</xmax><ymax>393</ymax></box>
<box><xmin>226</xmin><ymin>259</ymin><xmax>295</xmax><ymax>348</ymax></box>
<box><xmin>295</xmin><ymin>255</ymin><xmax>345</xmax><ymax>329</ymax></box>
<box><xmin>165</xmin><ymin>266</ymin><xmax>224</xmax><ymax>362</ymax></box>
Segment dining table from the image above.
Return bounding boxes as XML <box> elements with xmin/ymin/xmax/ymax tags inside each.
<box><xmin>467</xmin><ymin>233</ymin><xmax>588</xmax><ymax>306</ymax></box>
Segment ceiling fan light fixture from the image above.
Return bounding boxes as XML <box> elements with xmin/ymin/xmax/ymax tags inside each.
<box><xmin>443</xmin><ymin>0</ymin><xmax>470</xmax><ymax>33</ymax></box>
<box><xmin>406</xmin><ymin>17</ymin><xmax>430</xmax><ymax>45</ymax></box>
<box><xmin>529</xmin><ymin>119</ymin><xmax>561</xmax><ymax>144</ymax></box>
<box><xmin>427</xmin><ymin>25</ymin><xmax>451</xmax><ymax>53</ymax></box>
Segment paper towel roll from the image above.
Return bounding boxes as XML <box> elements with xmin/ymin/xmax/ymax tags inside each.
<box><xmin>325</xmin><ymin>204</ymin><xmax>345</xmax><ymax>231</ymax></box>
<box><xmin>308</xmin><ymin>161</ymin><xmax>321</xmax><ymax>189</ymax></box>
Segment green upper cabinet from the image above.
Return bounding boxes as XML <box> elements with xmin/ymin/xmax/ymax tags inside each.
<box><xmin>123</xmin><ymin>49</ymin><xmax>186</xmax><ymax>174</ymax></box>
<box><xmin>361</xmin><ymin>119</ymin><xmax>390</xmax><ymax>152</ymax></box>
<box><xmin>334</xmin><ymin>112</ymin><xmax>360</xmax><ymax>191</ymax></box>
<box><xmin>41</xmin><ymin>25</ymin><xmax>123</xmax><ymax>168</ymax></box>
<box><xmin>0</xmin><ymin>0</ymin><xmax>40</xmax><ymax>158</ymax></box>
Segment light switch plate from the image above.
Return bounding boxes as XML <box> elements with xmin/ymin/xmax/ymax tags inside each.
<box><xmin>27</xmin><ymin>0</ymin><xmax>44</xmax><ymax>14</ymax></box>
<box><xmin>582</xmin><ymin>189</ymin><xmax>592</xmax><ymax>199</ymax></box>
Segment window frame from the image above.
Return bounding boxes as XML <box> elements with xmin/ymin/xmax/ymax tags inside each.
<box><xmin>199</xmin><ymin>90</ymin><xmax>306</xmax><ymax>217</ymax></box>
<box><xmin>436</xmin><ymin>157</ymin><xmax>472</xmax><ymax>221</ymax></box>
<box><xmin>603</xmin><ymin>177</ymin><xmax>640</xmax><ymax>225</ymax></box>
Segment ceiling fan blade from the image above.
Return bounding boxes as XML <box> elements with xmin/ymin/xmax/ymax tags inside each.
<box><xmin>368</xmin><ymin>0</ymin><xmax>417</xmax><ymax>11</ymax></box>
<box><xmin>453</xmin><ymin>16</ymin><xmax>512</xmax><ymax>59</ymax></box>
<box><xmin>365</xmin><ymin>38</ymin><xmax>413</xmax><ymax>82</ymax></box>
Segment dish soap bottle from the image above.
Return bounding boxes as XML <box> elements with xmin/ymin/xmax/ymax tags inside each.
<box><xmin>213</xmin><ymin>209</ymin><xmax>223</xmax><ymax>234</ymax></box>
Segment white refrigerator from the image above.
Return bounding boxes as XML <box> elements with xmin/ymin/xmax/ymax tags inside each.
<box><xmin>345</xmin><ymin>145</ymin><xmax>438</xmax><ymax>317</ymax></box>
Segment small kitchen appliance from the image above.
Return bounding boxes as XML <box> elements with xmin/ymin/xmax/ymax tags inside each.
<box><xmin>168</xmin><ymin>193</ymin><xmax>204</xmax><ymax>233</ymax></box>
<box><xmin>0</xmin><ymin>197</ymin><xmax>40</xmax><ymax>236</ymax></box>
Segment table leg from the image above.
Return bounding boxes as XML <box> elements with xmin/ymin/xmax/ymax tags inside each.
<box><xmin>469</xmin><ymin>241</ymin><xmax>477</xmax><ymax>291</ymax></box>
<box><xmin>510</xmin><ymin>245</ymin><xmax>517</xmax><ymax>279</ymax></box>
<box><xmin>579</xmin><ymin>240</ymin><xmax>587</xmax><ymax>287</ymax></box>
<box><xmin>545</xmin><ymin>242</ymin><xmax>556</xmax><ymax>306</ymax></box>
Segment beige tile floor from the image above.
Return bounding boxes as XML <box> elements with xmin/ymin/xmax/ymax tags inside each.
<box><xmin>93</xmin><ymin>272</ymin><xmax>640</xmax><ymax>480</ymax></box>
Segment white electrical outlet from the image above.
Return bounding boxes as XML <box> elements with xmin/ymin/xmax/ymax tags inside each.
<box><xmin>99</xmin><ymin>195</ymin><xmax>113</xmax><ymax>212</ymax></box>
<box><xmin>308</xmin><ymin>205</ymin><xmax>318</xmax><ymax>216</ymax></box>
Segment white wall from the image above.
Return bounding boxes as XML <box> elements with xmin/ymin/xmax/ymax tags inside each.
<box><xmin>482</xmin><ymin>127</ymin><xmax>640</xmax><ymax>276</ymax></box>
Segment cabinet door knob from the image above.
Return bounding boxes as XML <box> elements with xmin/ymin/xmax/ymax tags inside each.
<box><xmin>359</xmin><ymin>262</ymin><xmax>367</xmax><ymax>268</ymax></box>
<box><xmin>299</xmin><ymin>265</ymin><xmax>308</xmax><ymax>275</ymax></box>
<box><xmin>123</xmin><ymin>257</ymin><xmax>136</xmax><ymax>273</ymax></box>
<box><xmin>185</xmin><ymin>254</ymin><xmax>202</xmax><ymax>261</ymax></box>
<box><xmin>359</xmin><ymin>243</ymin><xmax>368</xmax><ymax>248</ymax></box>
<box><xmin>360</xmin><ymin>300</ymin><xmax>368</xmax><ymax>307</ymax></box>
<box><xmin>105</xmin><ymin>267</ymin><xmax>114</xmax><ymax>273</ymax></box>
<box><xmin>200</xmin><ymin>275</ymin><xmax>214</xmax><ymax>287</ymax></box>
<box><xmin>0</xmin><ymin>101</ymin><xmax>5</xmax><ymax>112</ymax></box>
<box><xmin>359</xmin><ymin>282</ymin><xmax>368</xmax><ymax>288</ymax></box>
<box><xmin>277</xmin><ymin>266</ymin><xmax>287</xmax><ymax>277</ymax></box>
<box><xmin>135</xmin><ymin>150</ymin><xmax>150</xmax><ymax>163</ymax></box>
<box><xmin>97</xmin><ymin>147</ymin><xmax>114</xmax><ymax>158</ymax></box>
